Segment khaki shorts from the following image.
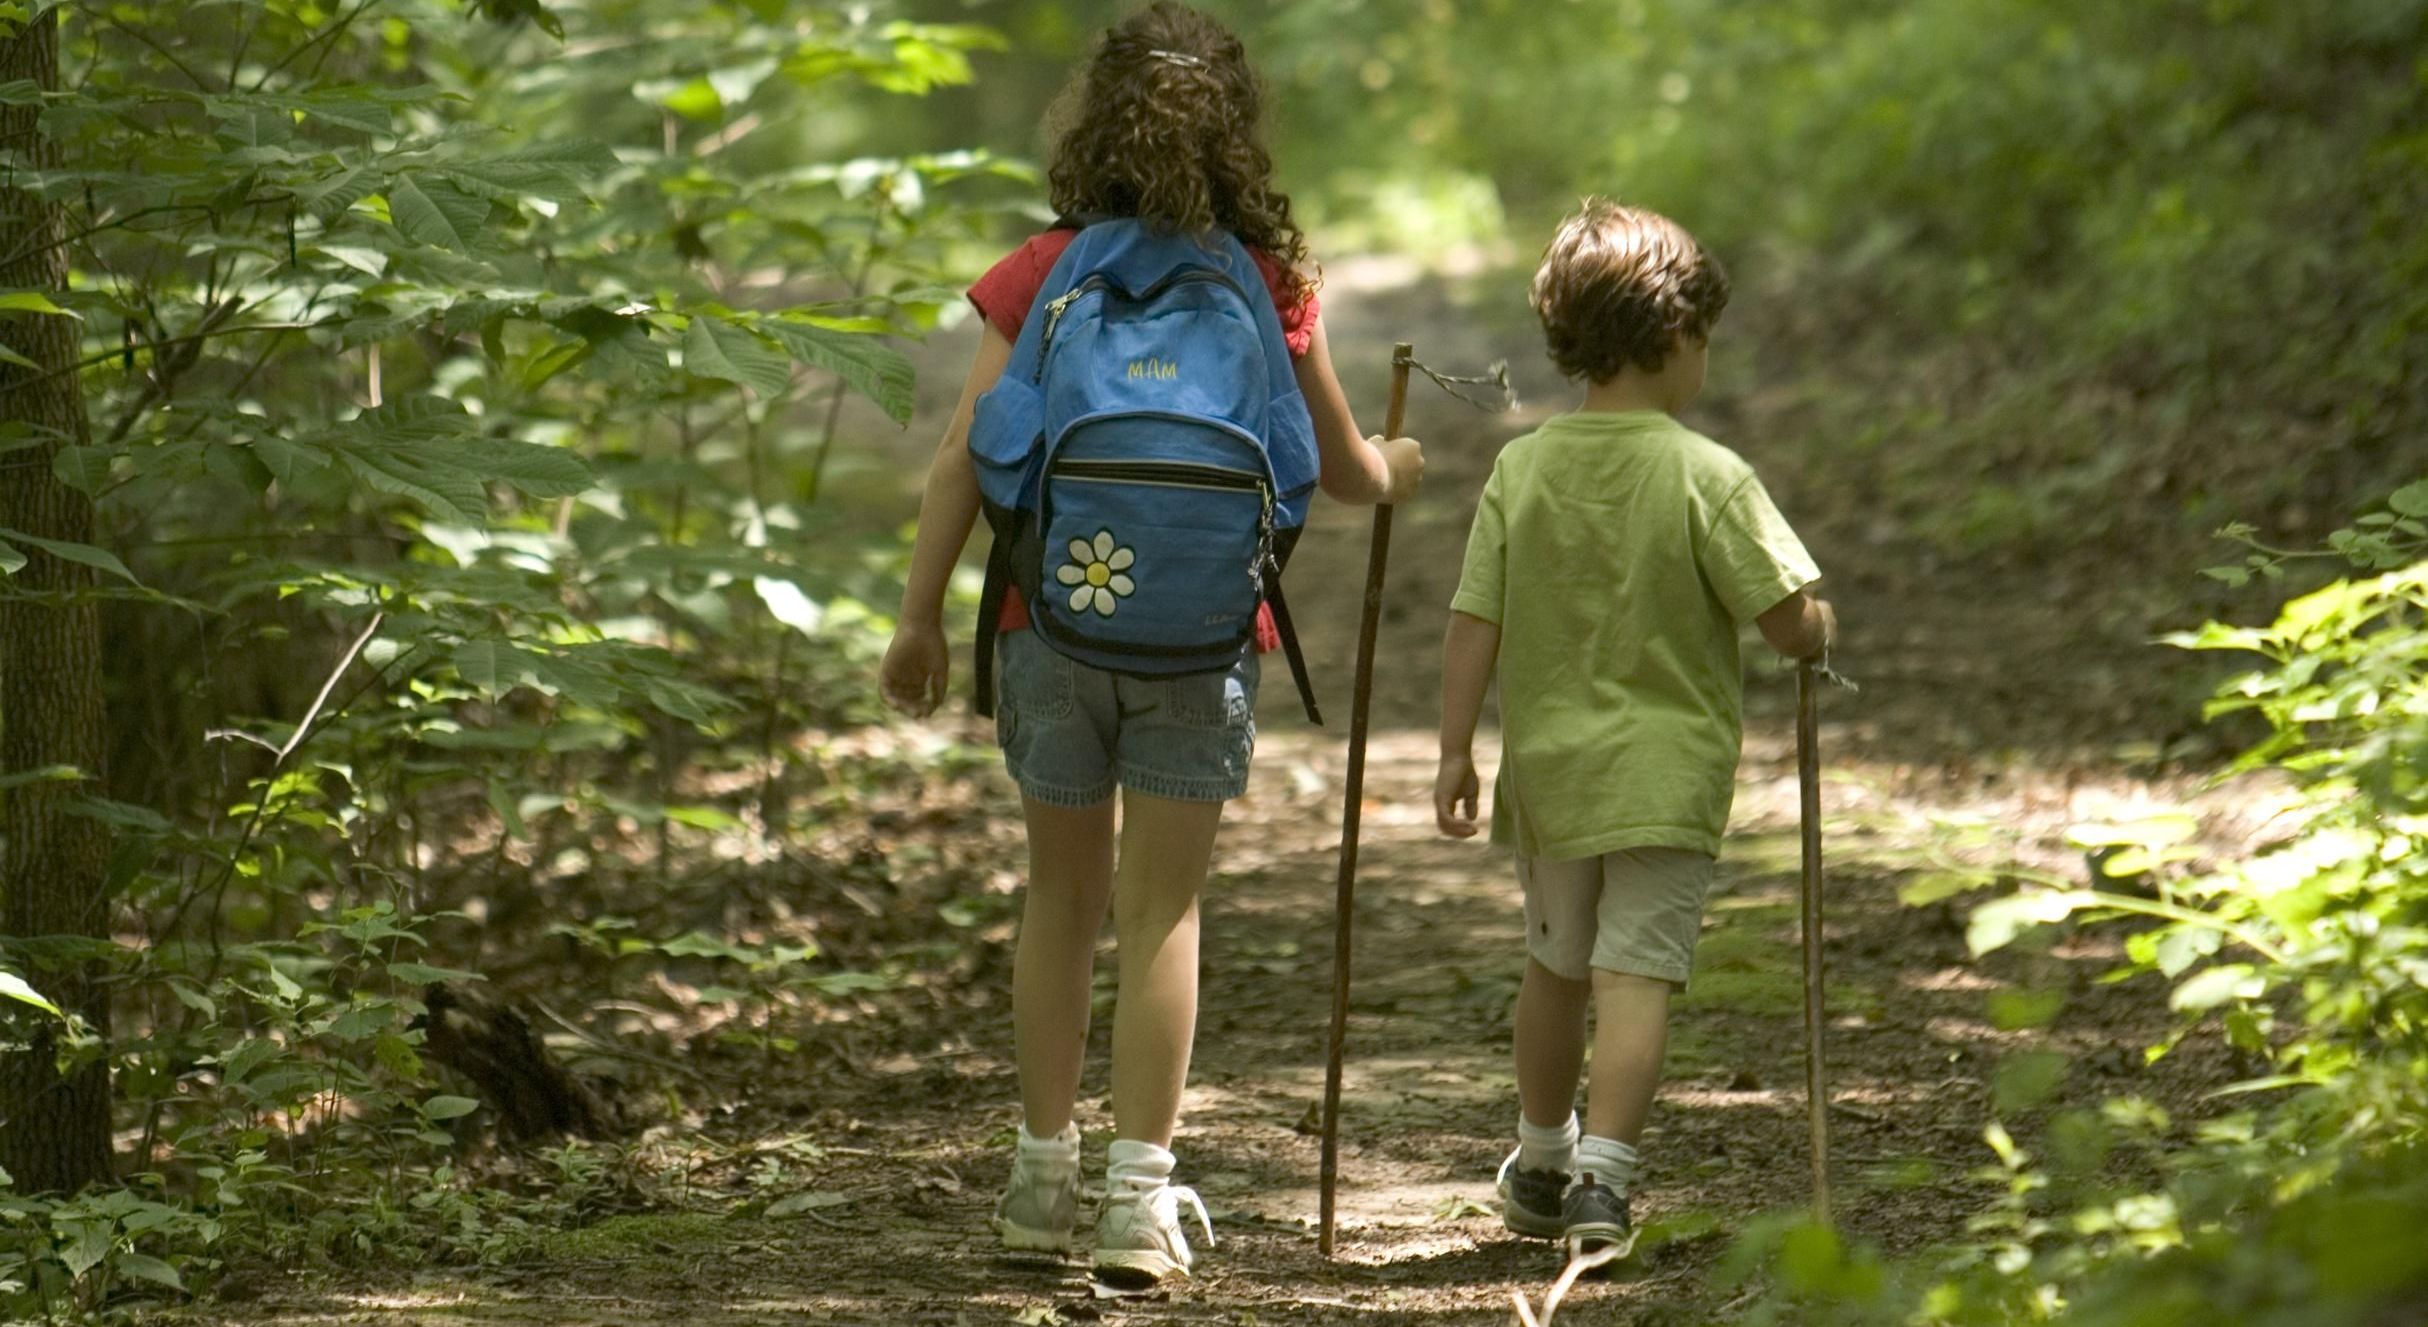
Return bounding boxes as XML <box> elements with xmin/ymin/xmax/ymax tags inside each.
<box><xmin>1518</xmin><ymin>848</ymin><xmax>1717</xmax><ymax>986</ymax></box>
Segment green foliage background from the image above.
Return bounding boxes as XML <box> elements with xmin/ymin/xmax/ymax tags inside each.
<box><xmin>0</xmin><ymin>0</ymin><xmax>2424</xmax><ymax>1320</ymax></box>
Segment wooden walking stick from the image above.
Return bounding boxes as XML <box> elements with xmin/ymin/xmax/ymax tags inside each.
<box><xmin>1797</xmin><ymin>657</ymin><xmax>1833</xmax><ymax>1223</ymax></box>
<box><xmin>1318</xmin><ymin>341</ymin><xmax>1412</xmax><ymax>1256</ymax></box>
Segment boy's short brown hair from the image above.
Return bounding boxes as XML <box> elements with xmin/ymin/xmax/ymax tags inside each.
<box><xmin>1530</xmin><ymin>198</ymin><xmax>1730</xmax><ymax>383</ymax></box>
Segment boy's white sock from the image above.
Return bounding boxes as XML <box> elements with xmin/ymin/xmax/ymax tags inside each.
<box><xmin>1516</xmin><ymin>1111</ymin><xmax>1580</xmax><ymax>1175</ymax></box>
<box><xmin>1105</xmin><ymin>1137</ymin><xmax>1176</xmax><ymax>1194</ymax></box>
<box><xmin>1574</xmin><ymin>1134</ymin><xmax>1639</xmax><ymax>1195</ymax></box>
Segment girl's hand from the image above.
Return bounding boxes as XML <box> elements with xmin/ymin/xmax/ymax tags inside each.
<box><xmin>880</xmin><ymin>622</ymin><xmax>950</xmax><ymax>718</ymax></box>
<box><xmin>1434</xmin><ymin>751</ymin><xmax>1481</xmax><ymax>838</ymax></box>
<box><xmin>1377</xmin><ymin>434</ymin><xmax>1425</xmax><ymax>504</ymax></box>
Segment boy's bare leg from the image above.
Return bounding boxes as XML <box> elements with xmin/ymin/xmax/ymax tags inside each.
<box><xmin>1013</xmin><ymin>796</ymin><xmax>1118</xmax><ymax>1136</ymax></box>
<box><xmin>1109</xmin><ymin>790</ymin><xmax>1225</xmax><ymax>1146</ymax></box>
<box><xmin>1514</xmin><ymin>957</ymin><xmax>1591</xmax><ymax>1127</ymax></box>
<box><xmin>1585</xmin><ymin>970</ymin><xmax>1674</xmax><ymax>1145</ymax></box>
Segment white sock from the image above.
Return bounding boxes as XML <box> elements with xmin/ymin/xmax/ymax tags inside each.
<box><xmin>1105</xmin><ymin>1137</ymin><xmax>1175</xmax><ymax>1194</ymax></box>
<box><xmin>1574</xmin><ymin>1135</ymin><xmax>1638</xmax><ymax>1194</ymax></box>
<box><xmin>1516</xmin><ymin>1111</ymin><xmax>1579</xmax><ymax>1175</ymax></box>
<box><xmin>1017</xmin><ymin>1123</ymin><xmax>1079</xmax><ymax>1172</ymax></box>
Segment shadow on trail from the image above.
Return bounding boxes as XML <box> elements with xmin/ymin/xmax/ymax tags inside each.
<box><xmin>769</xmin><ymin>724</ymin><xmax>2243</xmax><ymax>1324</ymax></box>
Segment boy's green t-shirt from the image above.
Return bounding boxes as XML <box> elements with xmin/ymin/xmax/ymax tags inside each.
<box><xmin>1449</xmin><ymin>410</ymin><xmax>1819</xmax><ymax>861</ymax></box>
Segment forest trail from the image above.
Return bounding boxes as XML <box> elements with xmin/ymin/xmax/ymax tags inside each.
<box><xmin>208</xmin><ymin>717</ymin><xmax>2259</xmax><ymax>1326</ymax></box>
<box><xmin>184</xmin><ymin>272</ymin><xmax>2261</xmax><ymax>1326</ymax></box>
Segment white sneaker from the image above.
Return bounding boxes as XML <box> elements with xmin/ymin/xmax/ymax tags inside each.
<box><xmin>993</xmin><ymin>1127</ymin><xmax>1081</xmax><ymax>1253</ymax></box>
<box><xmin>1093</xmin><ymin>1175</ymin><xmax>1214</xmax><ymax>1283</ymax></box>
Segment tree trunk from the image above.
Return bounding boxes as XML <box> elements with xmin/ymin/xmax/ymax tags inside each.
<box><xmin>0</xmin><ymin>11</ymin><xmax>115</xmax><ymax>1195</ymax></box>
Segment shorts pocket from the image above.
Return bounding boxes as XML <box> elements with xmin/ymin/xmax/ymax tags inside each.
<box><xmin>998</xmin><ymin>632</ymin><xmax>1076</xmax><ymax>720</ymax></box>
<box><xmin>1166</xmin><ymin>654</ymin><xmax>1257</xmax><ymax>728</ymax></box>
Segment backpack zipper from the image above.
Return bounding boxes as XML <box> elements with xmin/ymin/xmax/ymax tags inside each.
<box><xmin>1047</xmin><ymin>457</ymin><xmax>1277</xmax><ymax>584</ymax></box>
<box><xmin>1050</xmin><ymin>458</ymin><xmax>1266</xmax><ymax>491</ymax></box>
<box><xmin>1036</xmin><ymin>268</ymin><xmax>1248</xmax><ymax>378</ymax></box>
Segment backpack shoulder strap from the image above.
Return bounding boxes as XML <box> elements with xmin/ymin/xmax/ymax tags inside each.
<box><xmin>972</xmin><ymin>539</ymin><xmax>1013</xmax><ymax>720</ymax></box>
<box><xmin>1261</xmin><ymin>562</ymin><xmax>1322</xmax><ymax>726</ymax></box>
<box><xmin>1203</xmin><ymin>231</ymin><xmax>1309</xmax><ymax>413</ymax></box>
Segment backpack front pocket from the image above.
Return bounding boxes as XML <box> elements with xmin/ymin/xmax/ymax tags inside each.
<box><xmin>1036</xmin><ymin>451</ymin><xmax>1270</xmax><ymax>668</ymax></box>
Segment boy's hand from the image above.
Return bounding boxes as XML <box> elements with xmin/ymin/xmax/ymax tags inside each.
<box><xmin>1434</xmin><ymin>751</ymin><xmax>1481</xmax><ymax>838</ymax></box>
<box><xmin>879</xmin><ymin>621</ymin><xmax>949</xmax><ymax>718</ymax></box>
<box><xmin>1375</xmin><ymin>434</ymin><xmax>1425</xmax><ymax>504</ymax></box>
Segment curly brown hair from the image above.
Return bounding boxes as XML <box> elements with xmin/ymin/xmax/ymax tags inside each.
<box><xmin>1530</xmin><ymin>198</ymin><xmax>1730</xmax><ymax>382</ymax></box>
<box><xmin>1045</xmin><ymin>3</ymin><xmax>1312</xmax><ymax>305</ymax></box>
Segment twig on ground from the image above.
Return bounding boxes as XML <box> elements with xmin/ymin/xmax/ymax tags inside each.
<box><xmin>1512</xmin><ymin>1245</ymin><xmax>1621</xmax><ymax>1327</ymax></box>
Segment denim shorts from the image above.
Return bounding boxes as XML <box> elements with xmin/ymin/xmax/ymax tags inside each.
<box><xmin>994</xmin><ymin>629</ymin><xmax>1257</xmax><ymax>806</ymax></box>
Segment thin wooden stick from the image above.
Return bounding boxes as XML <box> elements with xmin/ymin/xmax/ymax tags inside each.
<box><xmin>1797</xmin><ymin>659</ymin><xmax>1833</xmax><ymax>1223</ymax></box>
<box><xmin>1319</xmin><ymin>341</ymin><xmax>1412</xmax><ymax>1256</ymax></box>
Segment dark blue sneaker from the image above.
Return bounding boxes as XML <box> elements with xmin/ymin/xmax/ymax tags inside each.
<box><xmin>1495</xmin><ymin>1147</ymin><xmax>1568</xmax><ymax>1238</ymax></box>
<box><xmin>1561</xmin><ymin>1174</ymin><xmax>1636</xmax><ymax>1261</ymax></box>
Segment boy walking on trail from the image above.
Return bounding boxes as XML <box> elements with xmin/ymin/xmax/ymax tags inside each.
<box><xmin>1433</xmin><ymin>199</ymin><xmax>1836</xmax><ymax>1257</ymax></box>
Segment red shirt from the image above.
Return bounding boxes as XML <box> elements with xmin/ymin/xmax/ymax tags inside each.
<box><xmin>968</xmin><ymin>230</ymin><xmax>1321</xmax><ymax>647</ymax></box>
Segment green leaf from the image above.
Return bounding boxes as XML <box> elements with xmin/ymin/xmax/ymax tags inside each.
<box><xmin>63</xmin><ymin>796</ymin><xmax>171</xmax><ymax>834</ymax></box>
<box><xmin>294</xmin><ymin>163</ymin><xmax>380</xmax><ymax>221</ymax></box>
<box><xmin>443</xmin><ymin>141</ymin><xmax>620</xmax><ymax>204</ymax></box>
<box><xmin>0</xmin><ymin>762</ymin><xmax>84</xmax><ymax>791</ymax></box>
<box><xmin>2387</xmin><ymin>480</ymin><xmax>2428</xmax><ymax>518</ymax></box>
<box><xmin>1896</xmin><ymin>869</ymin><xmax>1992</xmax><ymax>906</ymax></box>
<box><xmin>0</xmin><ymin>290</ymin><xmax>69</xmax><ymax>316</ymax></box>
<box><xmin>388</xmin><ymin>962</ymin><xmax>485</xmax><ymax>986</ymax></box>
<box><xmin>453</xmin><ymin>640</ymin><xmax>535</xmax><ymax>695</ymax></box>
<box><xmin>763</xmin><ymin>318</ymin><xmax>916</xmax><ymax>423</ymax></box>
<box><xmin>636</xmin><ymin>75</ymin><xmax>724</xmax><ymax>121</ymax></box>
<box><xmin>61</xmin><ymin>1221</ymin><xmax>110</xmax><ymax>1276</ymax></box>
<box><xmin>754</xmin><ymin>576</ymin><xmax>825</xmax><ymax>634</ymax></box>
<box><xmin>0</xmin><ymin>527</ymin><xmax>140</xmax><ymax>583</ymax></box>
<box><xmin>249</xmin><ymin>433</ymin><xmax>332</xmax><ymax>485</ymax></box>
<box><xmin>388</xmin><ymin>175</ymin><xmax>491</xmax><ymax>251</ymax></box>
<box><xmin>460</xmin><ymin>438</ymin><xmax>594</xmax><ymax>500</ymax></box>
<box><xmin>423</xmin><ymin>1094</ymin><xmax>482</xmax><ymax>1121</ymax></box>
<box><xmin>51</xmin><ymin>444</ymin><xmax>112</xmax><ymax>494</ymax></box>
<box><xmin>0</xmin><ymin>344</ymin><xmax>35</xmax><ymax>371</ymax></box>
<box><xmin>659</xmin><ymin>931</ymin><xmax>748</xmax><ymax>960</ymax></box>
<box><xmin>322</xmin><ymin>398</ymin><xmax>490</xmax><ymax>522</ymax></box>
<box><xmin>1992</xmin><ymin>1051</ymin><xmax>2067</xmax><ymax>1113</ymax></box>
<box><xmin>2170</xmin><ymin>963</ymin><xmax>2263</xmax><ymax>1012</ymax></box>
<box><xmin>1987</xmin><ymin>988</ymin><xmax>2065</xmax><ymax>1031</ymax></box>
<box><xmin>0</xmin><ymin>969</ymin><xmax>61</xmax><ymax>1017</ymax></box>
<box><xmin>2065</xmin><ymin>815</ymin><xmax>2197</xmax><ymax>850</ymax></box>
<box><xmin>1967</xmin><ymin>890</ymin><xmax>2086</xmax><ymax>955</ymax></box>
<box><xmin>683</xmin><ymin>317</ymin><xmax>792</xmax><ymax>399</ymax></box>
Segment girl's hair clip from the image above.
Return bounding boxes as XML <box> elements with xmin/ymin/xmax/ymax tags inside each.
<box><xmin>1147</xmin><ymin>48</ymin><xmax>1208</xmax><ymax>69</ymax></box>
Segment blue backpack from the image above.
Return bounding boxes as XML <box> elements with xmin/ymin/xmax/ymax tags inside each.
<box><xmin>969</xmin><ymin>219</ymin><xmax>1324</xmax><ymax>723</ymax></box>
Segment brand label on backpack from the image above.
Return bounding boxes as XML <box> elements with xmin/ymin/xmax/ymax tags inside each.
<box><xmin>1126</xmin><ymin>357</ymin><xmax>1179</xmax><ymax>381</ymax></box>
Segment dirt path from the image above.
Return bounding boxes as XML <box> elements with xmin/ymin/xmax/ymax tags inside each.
<box><xmin>178</xmin><ymin>269</ymin><xmax>2257</xmax><ymax>1326</ymax></box>
<box><xmin>203</xmin><ymin>711</ymin><xmax>2259</xmax><ymax>1326</ymax></box>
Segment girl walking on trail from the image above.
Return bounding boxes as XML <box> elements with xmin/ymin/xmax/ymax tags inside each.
<box><xmin>877</xmin><ymin>2</ymin><xmax>1424</xmax><ymax>1285</ymax></box>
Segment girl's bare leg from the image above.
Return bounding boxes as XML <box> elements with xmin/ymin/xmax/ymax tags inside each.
<box><xmin>1013</xmin><ymin>796</ymin><xmax>1118</xmax><ymax>1136</ymax></box>
<box><xmin>1107</xmin><ymin>790</ymin><xmax>1225</xmax><ymax>1147</ymax></box>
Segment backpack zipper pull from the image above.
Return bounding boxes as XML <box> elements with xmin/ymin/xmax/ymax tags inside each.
<box><xmin>1251</xmin><ymin>483</ymin><xmax>1275</xmax><ymax>592</ymax></box>
<box><xmin>1039</xmin><ymin>279</ymin><xmax>1097</xmax><ymax>352</ymax></box>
